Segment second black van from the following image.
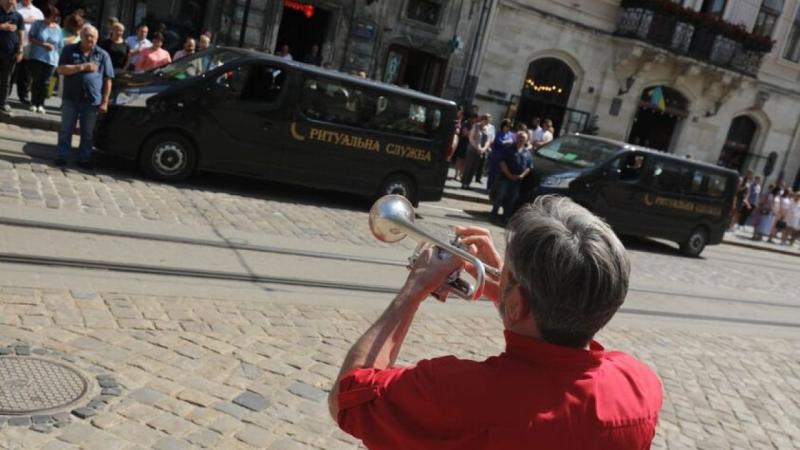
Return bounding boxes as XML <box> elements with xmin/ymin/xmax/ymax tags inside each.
<box><xmin>521</xmin><ymin>134</ymin><xmax>738</xmax><ymax>256</ymax></box>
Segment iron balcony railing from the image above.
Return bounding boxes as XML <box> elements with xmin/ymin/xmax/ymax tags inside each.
<box><xmin>615</xmin><ymin>7</ymin><xmax>766</xmax><ymax>77</ymax></box>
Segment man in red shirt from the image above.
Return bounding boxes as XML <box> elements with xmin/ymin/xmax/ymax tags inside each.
<box><xmin>329</xmin><ymin>196</ymin><xmax>662</xmax><ymax>449</ymax></box>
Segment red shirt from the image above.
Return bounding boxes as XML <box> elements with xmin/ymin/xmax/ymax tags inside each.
<box><xmin>337</xmin><ymin>330</ymin><xmax>662</xmax><ymax>450</ymax></box>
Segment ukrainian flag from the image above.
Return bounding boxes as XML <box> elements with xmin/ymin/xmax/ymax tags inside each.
<box><xmin>649</xmin><ymin>86</ymin><xmax>666</xmax><ymax>112</ymax></box>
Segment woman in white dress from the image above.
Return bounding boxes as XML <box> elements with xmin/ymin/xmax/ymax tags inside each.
<box><xmin>752</xmin><ymin>185</ymin><xmax>780</xmax><ymax>241</ymax></box>
<box><xmin>781</xmin><ymin>191</ymin><xmax>800</xmax><ymax>246</ymax></box>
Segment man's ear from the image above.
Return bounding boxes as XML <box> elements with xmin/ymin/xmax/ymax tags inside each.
<box><xmin>506</xmin><ymin>285</ymin><xmax>532</xmax><ymax>323</ymax></box>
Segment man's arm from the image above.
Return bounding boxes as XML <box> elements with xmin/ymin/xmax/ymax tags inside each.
<box><xmin>100</xmin><ymin>77</ymin><xmax>112</xmax><ymax>112</ymax></box>
<box><xmin>57</xmin><ymin>62</ymin><xmax>93</xmax><ymax>76</ymax></box>
<box><xmin>328</xmin><ymin>246</ymin><xmax>463</xmax><ymax>421</ymax></box>
<box><xmin>15</xmin><ymin>26</ymin><xmax>23</xmax><ymax>62</ymax></box>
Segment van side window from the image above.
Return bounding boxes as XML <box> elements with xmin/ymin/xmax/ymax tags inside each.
<box><xmin>299</xmin><ymin>75</ymin><xmax>442</xmax><ymax>138</ymax></box>
<box><xmin>652</xmin><ymin>161</ymin><xmax>687</xmax><ymax>193</ymax></box>
<box><xmin>689</xmin><ymin>170</ymin><xmax>727</xmax><ymax>198</ymax></box>
<box><xmin>241</xmin><ymin>64</ymin><xmax>286</xmax><ymax>103</ymax></box>
<box><xmin>620</xmin><ymin>154</ymin><xmax>645</xmax><ymax>181</ymax></box>
<box><xmin>300</xmin><ymin>77</ymin><xmax>364</xmax><ymax>127</ymax></box>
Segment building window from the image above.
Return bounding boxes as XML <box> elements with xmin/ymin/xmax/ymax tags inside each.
<box><xmin>753</xmin><ymin>0</ymin><xmax>783</xmax><ymax>37</ymax></box>
<box><xmin>700</xmin><ymin>0</ymin><xmax>726</xmax><ymax>16</ymax></box>
<box><xmin>784</xmin><ymin>6</ymin><xmax>800</xmax><ymax>61</ymax></box>
<box><xmin>406</xmin><ymin>0</ymin><xmax>441</xmax><ymax>26</ymax></box>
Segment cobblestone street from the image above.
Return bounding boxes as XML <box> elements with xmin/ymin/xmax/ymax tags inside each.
<box><xmin>0</xmin><ymin>125</ymin><xmax>798</xmax><ymax>449</ymax></box>
<box><xmin>0</xmin><ymin>287</ymin><xmax>798</xmax><ymax>450</ymax></box>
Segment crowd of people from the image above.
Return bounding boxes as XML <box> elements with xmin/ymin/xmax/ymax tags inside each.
<box><xmin>0</xmin><ymin>0</ymin><xmax>213</xmax><ymax>118</ymax></box>
<box><xmin>449</xmin><ymin>107</ymin><xmax>555</xmax><ymax>224</ymax></box>
<box><xmin>733</xmin><ymin>171</ymin><xmax>800</xmax><ymax>246</ymax></box>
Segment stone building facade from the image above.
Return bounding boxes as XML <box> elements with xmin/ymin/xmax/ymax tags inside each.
<box><xmin>474</xmin><ymin>0</ymin><xmax>800</xmax><ymax>188</ymax></box>
<box><xmin>56</xmin><ymin>0</ymin><xmax>494</xmax><ymax>101</ymax></box>
<box><xmin>212</xmin><ymin>0</ymin><xmax>495</xmax><ymax>101</ymax></box>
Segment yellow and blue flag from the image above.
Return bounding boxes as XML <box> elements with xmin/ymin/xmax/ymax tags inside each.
<box><xmin>649</xmin><ymin>86</ymin><xmax>666</xmax><ymax>112</ymax></box>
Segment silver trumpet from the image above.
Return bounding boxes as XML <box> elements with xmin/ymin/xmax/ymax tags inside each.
<box><xmin>368</xmin><ymin>195</ymin><xmax>500</xmax><ymax>302</ymax></box>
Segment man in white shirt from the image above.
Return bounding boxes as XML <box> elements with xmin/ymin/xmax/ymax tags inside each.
<box><xmin>476</xmin><ymin>113</ymin><xmax>495</xmax><ymax>184</ymax></box>
<box><xmin>126</xmin><ymin>24</ymin><xmax>152</xmax><ymax>70</ymax></box>
<box><xmin>530</xmin><ymin>117</ymin><xmax>544</xmax><ymax>144</ymax></box>
<box><xmin>14</xmin><ymin>0</ymin><xmax>42</xmax><ymax>105</ymax></box>
<box><xmin>541</xmin><ymin>119</ymin><xmax>554</xmax><ymax>145</ymax></box>
<box><xmin>278</xmin><ymin>44</ymin><xmax>293</xmax><ymax>60</ymax></box>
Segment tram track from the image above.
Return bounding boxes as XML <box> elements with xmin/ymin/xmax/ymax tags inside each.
<box><xmin>0</xmin><ymin>216</ymin><xmax>797</xmax><ymax>310</ymax></box>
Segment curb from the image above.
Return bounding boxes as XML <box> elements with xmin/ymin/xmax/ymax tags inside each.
<box><xmin>0</xmin><ymin>114</ymin><xmax>60</xmax><ymax>132</ymax></box>
<box><xmin>442</xmin><ymin>189</ymin><xmax>492</xmax><ymax>205</ymax></box>
<box><xmin>721</xmin><ymin>237</ymin><xmax>799</xmax><ymax>257</ymax></box>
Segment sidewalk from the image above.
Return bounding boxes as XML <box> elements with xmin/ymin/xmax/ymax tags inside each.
<box><xmin>1</xmin><ymin>86</ymin><xmax>61</xmax><ymax>132</ymax></box>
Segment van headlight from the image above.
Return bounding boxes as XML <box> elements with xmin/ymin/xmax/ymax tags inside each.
<box><xmin>540</xmin><ymin>175</ymin><xmax>575</xmax><ymax>188</ymax></box>
<box><xmin>115</xmin><ymin>90</ymin><xmax>158</xmax><ymax>107</ymax></box>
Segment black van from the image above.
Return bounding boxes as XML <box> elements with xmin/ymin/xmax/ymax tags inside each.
<box><xmin>520</xmin><ymin>134</ymin><xmax>738</xmax><ymax>256</ymax></box>
<box><xmin>95</xmin><ymin>47</ymin><xmax>457</xmax><ymax>205</ymax></box>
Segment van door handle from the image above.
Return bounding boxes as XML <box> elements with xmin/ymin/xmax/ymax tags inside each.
<box><xmin>263</xmin><ymin>121</ymin><xmax>273</xmax><ymax>130</ymax></box>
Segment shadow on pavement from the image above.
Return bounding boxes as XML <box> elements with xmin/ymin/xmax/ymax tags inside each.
<box><xmin>11</xmin><ymin>142</ymin><xmax>372</xmax><ymax>212</ymax></box>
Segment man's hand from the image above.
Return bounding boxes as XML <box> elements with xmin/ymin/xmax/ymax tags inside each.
<box><xmin>402</xmin><ymin>244</ymin><xmax>465</xmax><ymax>302</ymax></box>
<box><xmin>454</xmin><ymin>226</ymin><xmax>503</xmax><ymax>303</ymax></box>
<box><xmin>83</xmin><ymin>62</ymin><xmax>99</xmax><ymax>72</ymax></box>
<box><xmin>42</xmin><ymin>42</ymin><xmax>54</xmax><ymax>51</ymax></box>
<box><xmin>0</xmin><ymin>23</ymin><xmax>17</xmax><ymax>32</ymax></box>
<box><xmin>14</xmin><ymin>52</ymin><xmax>22</xmax><ymax>63</ymax></box>
<box><xmin>99</xmin><ymin>101</ymin><xmax>108</xmax><ymax>113</ymax></box>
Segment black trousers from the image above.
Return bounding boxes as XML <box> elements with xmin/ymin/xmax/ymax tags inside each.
<box><xmin>14</xmin><ymin>58</ymin><xmax>31</xmax><ymax>101</ymax></box>
<box><xmin>28</xmin><ymin>59</ymin><xmax>54</xmax><ymax>107</ymax></box>
<box><xmin>0</xmin><ymin>55</ymin><xmax>17</xmax><ymax>108</ymax></box>
<box><xmin>475</xmin><ymin>153</ymin><xmax>486</xmax><ymax>182</ymax></box>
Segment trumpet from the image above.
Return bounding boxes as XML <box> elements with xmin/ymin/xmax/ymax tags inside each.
<box><xmin>368</xmin><ymin>195</ymin><xmax>501</xmax><ymax>301</ymax></box>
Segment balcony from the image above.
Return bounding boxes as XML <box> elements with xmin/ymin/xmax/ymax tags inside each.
<box><xmin>615</xmin><ymin>6</ymin><xmax>769</xmax><ymax>77</ymax></box>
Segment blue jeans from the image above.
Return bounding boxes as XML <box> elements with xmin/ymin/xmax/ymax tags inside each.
<box><xmin>491</xmin><ymin>179</ymin><xmax>521</xmax><ymax>221</ymax></box>
<box><xmin>57</xmin><ymin>99</ymin><xmax>98</xmax><ymax>162</ymax></box>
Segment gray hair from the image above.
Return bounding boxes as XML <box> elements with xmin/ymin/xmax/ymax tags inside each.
<box><xmin>505</xmin><ymin>195</ymin><xmax>630</xmax><ymax>347</ymax></box>
<box><xmin>80</xmin><ymin>24</ymin><xmax>99</xmax><ymax>38</ymax></box>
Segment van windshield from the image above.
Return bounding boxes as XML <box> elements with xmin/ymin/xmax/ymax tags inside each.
<box><xmin>535</xmin><ymin>136</ymin><xmax>622</xmax><ymax>168</ymax></box>
<box><xmin>154</xmin><ymin>50</ymin><xmax>242</xmax><ymax>81</ymax></box>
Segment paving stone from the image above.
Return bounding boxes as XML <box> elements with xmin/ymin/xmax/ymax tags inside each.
<box><xmin>72</xmin><ymin>407</ymin><xmax>98</xmax><ymax>419</ymax></box>
<box><xmin>288</xmin><ymin>382</ymin><xmax>327</xmax><ymax>402</ymax></box>
<box><xmin>233</xmin><ymin>391</ymin><xmax>270</xmax><ymax>412</ymax></box>
<box><xmin>152</xmin><ymin>436</ymin><xmax>193</xmax><ymax>450</ymax></box>
<box><xmin>235</xmin><ymin>425</ymin><xmax>273</xmax><ymax>447</ymax></box>
<box><xmin>32</xmin><ymin>415</ymin><xmax>52</xmax><ymax>424</ymax></box>
<box><xmin>213</xmin><ymin>401</ymin><xmax>250</xmax><ymax>419</ymax></box>
<box><xmin>8</xmin><ymin>416</ymin><xmax>31</xmax><ymax>426</ymax></box>
<box><xmin>98</xmin><ymin>378</ymin><xmax>119</xmax><ymax>388</ymax></box>
<box><xmin>186</xmin><ymin>429</ymin><xmax>222</xmax><ymax>448</ymax></box>
<box><xmin>101</xmin><ymin>386</ymin><xmax>123</xmax><ymax>397</ymax></box>
<box><xmin>176</xmin><ymin>389</ymin><xmax>216</xmax><ymax>407</ymax></box>
<box><xmin>31</xmin><ymin>423</ymin><xmax>53</xmax><ymax>433</ymax></box>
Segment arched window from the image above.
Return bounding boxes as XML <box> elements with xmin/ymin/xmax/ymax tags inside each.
<box><xmin>517</xmin><ymin>58</ymin><xmax>577</xmax><ymax>134</ymax></box>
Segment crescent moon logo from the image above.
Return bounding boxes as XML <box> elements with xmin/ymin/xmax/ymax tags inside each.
<box><xmin>644</xmin><ymin>194</ymin><xmax>654</xmax><ymax>206</ymax></box>
<box><xmin>290</xmin><ymin>122</ymin><xmax>306</xmax><ymax>141</ymax></box>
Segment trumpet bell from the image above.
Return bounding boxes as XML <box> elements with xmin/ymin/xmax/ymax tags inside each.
<box><xmin>369</xmin><ymin>195</ymin><xmax>415</xmax><ymax>243</ymax></box>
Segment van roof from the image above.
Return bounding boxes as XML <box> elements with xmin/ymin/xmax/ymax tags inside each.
<box><xmin>221</xmin><ymin>47</ymin><xmax>457</xmax><ymax>107</ymax></box>
<box><xmin>569</xmin><ymin>133</ymin><xmax>739</xmax><ymax>176</ymax></box>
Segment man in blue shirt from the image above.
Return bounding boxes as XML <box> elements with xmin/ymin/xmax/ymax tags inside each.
<box><xmin>55</xmin><ymin>24</ymin><xmax>113</xmax><ymax>169</ymax></box>
<box><xmin>491</xmin><ymin>130</ymin><xmax>533</xmax><ymax>224</ymax></box>
<box><xmin>0</xmin><ymin>0</ymin><xmax>24</xmax><ymax>115</ymax></box>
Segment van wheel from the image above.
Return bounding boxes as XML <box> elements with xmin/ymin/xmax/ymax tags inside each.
<box><xmin>379</xmin><ymin>174</ymin><xmax>417</xmax><ymax>205</ymax></box>
<box><xmin>680</xmin><ymin>227</ymin><xmax>708</xmax><ymax>257</ymax></box>
<box><xmin>140</xmin><ymin>132</ymin><xmax>196</xmax><ymax>182</ymax></box>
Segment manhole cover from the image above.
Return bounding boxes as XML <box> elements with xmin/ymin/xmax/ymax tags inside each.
<box><xmin>0</xmin><ymin>357</ymin><xmax>89</xmax><ymax>415</ymax></box>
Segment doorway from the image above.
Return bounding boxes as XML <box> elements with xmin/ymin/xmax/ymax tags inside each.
<box><xmin>275</xmin><ymin>2</ymin><xmax>330</xmax><ymax>63</ymax></box>
<box><xmin>383</xmin><ymin>45</ymin><xmax>444</xmax><ymax>95</ymax></box>
<box><xmin>717</xmin><ymin>116</ymin><xmax>757</xmax><ymax>172</ymax></box>
<box><xmin>516</xmin><ymin>58</ymin><xmax>576</xmax><ymax>135</ymax></box>
<box><xmin>628</xmin><ymin>86</ymin><xmax>688</xmax><ymax>152</ymax></box>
